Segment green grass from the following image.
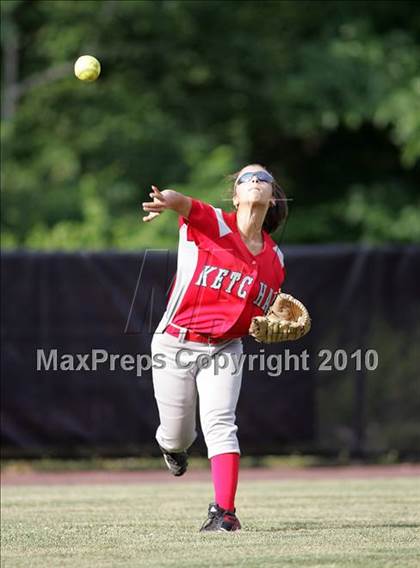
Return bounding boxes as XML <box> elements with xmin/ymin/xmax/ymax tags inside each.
<box><xmin>2</xmin><ymin>478</ymin><xmax>419</xmax><ymax>567</ymax></box>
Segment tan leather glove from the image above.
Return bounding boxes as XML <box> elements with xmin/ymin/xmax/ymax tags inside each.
<box><xmin>249</xmin><ymin>292</ymin><xmax>311</xmax><ymax>343</ymax></box>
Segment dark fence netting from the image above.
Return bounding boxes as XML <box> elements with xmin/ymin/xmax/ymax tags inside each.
<box><xmin>1</xmin><ymin>246</ymin><xmax>419</xmax><ymax>458</ymax></box>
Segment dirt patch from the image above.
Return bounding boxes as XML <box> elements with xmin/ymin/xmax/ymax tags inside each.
<box><xmin>2</xmin><ymin>464</ymin><xmax>419</xmax><ymax>486</ymax></box>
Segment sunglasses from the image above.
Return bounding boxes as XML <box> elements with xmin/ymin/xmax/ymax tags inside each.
<box><xmin>236</xmin><ymin>171</ymin><xmax>274</xmax><ymax>185</ymax></box>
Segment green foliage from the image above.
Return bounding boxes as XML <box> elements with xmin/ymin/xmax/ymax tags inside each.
<box><xmin>1</xmin><ymin>0</ymin><xmax>419</xmax><ymax>249</ymax></box>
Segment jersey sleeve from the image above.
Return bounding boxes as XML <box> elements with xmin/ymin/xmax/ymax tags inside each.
<box><xmin>178</xmin><ymin>198</ymin><xmax>232</xmax><ymax>241</ymax></box>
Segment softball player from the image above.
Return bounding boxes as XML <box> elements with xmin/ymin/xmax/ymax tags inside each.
<box><xmin>142</xmin><ymin>164</ymin><xmax>287</xmax><ymax>532</ymax></box>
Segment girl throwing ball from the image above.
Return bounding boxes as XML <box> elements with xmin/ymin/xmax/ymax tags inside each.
<box><xmin>142</xmin><ymin>164</ymin><xmax>287</xmax><ymax>532</ymax></box>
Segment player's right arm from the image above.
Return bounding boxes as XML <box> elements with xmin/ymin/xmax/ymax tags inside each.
<box><xmin>143</xmin><ymin>185</ymin><xmax>227</xmax><ymax>243</ymax></box>
<box><xmin>142</xmin><ymin>185</ymin><xmax>192</xmax><ymax>222</ymax></box>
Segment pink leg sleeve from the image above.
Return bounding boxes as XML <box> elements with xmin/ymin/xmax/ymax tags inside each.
<box><xmin>210</xmin><ymin>452</ymin><xmax>240</xmax><ymax>511</ymax></box>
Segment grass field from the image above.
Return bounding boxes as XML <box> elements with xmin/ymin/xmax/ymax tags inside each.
<box><xmin>2</xmin><ymin>478</ymin><xmax>419</xmax><ymax>568</ymax></box>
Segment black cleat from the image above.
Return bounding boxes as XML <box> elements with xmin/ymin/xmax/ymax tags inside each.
<box><xmin>159</xmin><ymin>445</ymin><xmax>188</xmax><ymax>477</ymax></box>
<box><xmin>199</xmin><ymin>502</ymin><xmax>241</xmax><ymax>532</ymax></box>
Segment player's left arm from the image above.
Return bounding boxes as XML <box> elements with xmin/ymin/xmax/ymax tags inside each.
<box><xmin>273</xmin><ymin>244</ymin><xmax>286</xmax><ymax>290</ymax></box>
<box><xmin>142</xmin><ymin>186</ymin><xmax>192</xmax><ymax>222</ymax></box>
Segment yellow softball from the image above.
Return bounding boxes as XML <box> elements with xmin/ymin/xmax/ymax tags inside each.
<box><xmin>74</xmin><ymin>55</ymin><xmax>101</xmax><ymax>82</ymax></box>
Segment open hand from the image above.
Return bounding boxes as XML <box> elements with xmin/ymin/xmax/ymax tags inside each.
<box><xmin>142</xmin><ymin>185</ymin><xmax>168</xmax><ymax>222</ymax></box>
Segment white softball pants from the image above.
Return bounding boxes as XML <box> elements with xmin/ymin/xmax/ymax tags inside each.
<box><xmin>151</xmin><ymin>330</ymin><xmax>243</xmax><ymax>459</ymax></box>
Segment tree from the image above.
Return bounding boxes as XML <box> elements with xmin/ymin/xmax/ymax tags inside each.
<box><xmin>1</xmin><ymin>0</ymin><xmax>419</xmax><ymax>249</ymax></box>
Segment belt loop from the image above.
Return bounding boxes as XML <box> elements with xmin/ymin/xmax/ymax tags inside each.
<box><xmin>178</xmin><ymin>328</ymin><xmax>187</xmax><ymax>343</ymax></box>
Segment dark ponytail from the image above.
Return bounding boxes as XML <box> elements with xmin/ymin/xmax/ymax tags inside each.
<box><xmin>262</xmin><ymin>179</ymin><xmax>288</xmax><ymax>234</ymax></box>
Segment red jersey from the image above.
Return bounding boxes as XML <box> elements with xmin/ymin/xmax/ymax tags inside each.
<box><xmin>155</xmin><ymin>198</ymin><xmax>285</xmax><ymax>340</ymax></box>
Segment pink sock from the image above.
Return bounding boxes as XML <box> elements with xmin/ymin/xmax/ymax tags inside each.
<box><xmin>210</xmin><ymin>452</ymin><xmax>240</xmax><ymax>511</ymax></box>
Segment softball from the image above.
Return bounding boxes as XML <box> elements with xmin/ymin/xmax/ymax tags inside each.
<box><xmin>74</xmin><ymin>55</ymin><xmax>101</xmax><ymax>82</ymax></box>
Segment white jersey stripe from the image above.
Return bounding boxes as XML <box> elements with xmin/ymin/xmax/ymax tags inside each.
<box><xmin>273</xmin><ymin>245</ymin><xmax>285</xmax><ymax>267</ymax></box>
<box><xmin>212</xmin><ymin>206</ymin><xmax>233</xmax><ymax>238</ymax></box>
<box><xmin>155</xmin><ymin>224</ymin><xmax>199</xmax><ymax>333</ymax></box>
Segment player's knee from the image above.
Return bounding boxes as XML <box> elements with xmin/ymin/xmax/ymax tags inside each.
<box><xmin>202</xmin><ymin>411</ymin><xmax>238</xmax><ymax>446</ymax></box>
